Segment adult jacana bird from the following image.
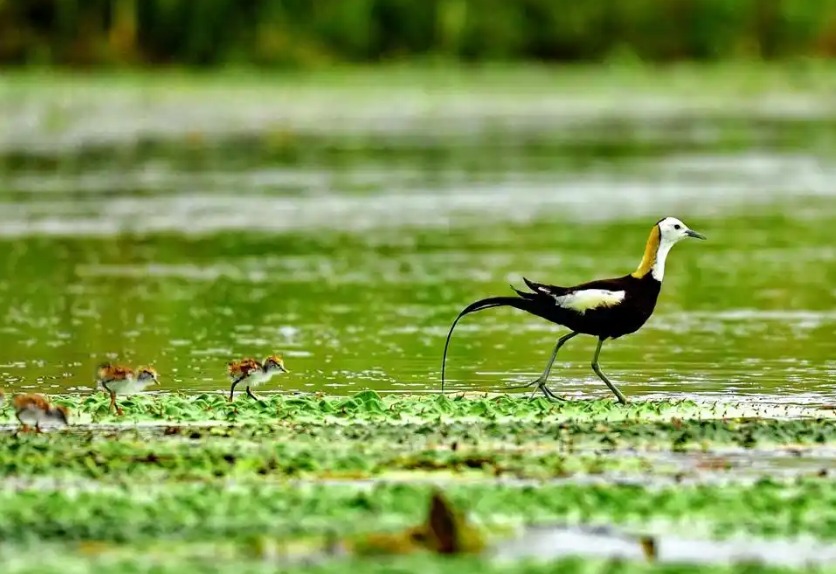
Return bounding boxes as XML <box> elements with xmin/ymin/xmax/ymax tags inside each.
<box><xmin>441</xmin><ymin>216</ymin><xmax>706</xmax><ymax>404</ymax></box>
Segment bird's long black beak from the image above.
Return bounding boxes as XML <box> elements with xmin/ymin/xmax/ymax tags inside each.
<box><xmin>686</xmin><ymin>229</ymin><xmax>707</xmax><ymax>240</ymax></box>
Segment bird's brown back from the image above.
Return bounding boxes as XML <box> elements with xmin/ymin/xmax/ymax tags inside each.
<box><xmin>228</xmin><ymin>358</ymin><xmax>261</xmax><ymax>378</ymax></box>
<box><xmin>12</xmin><ymin>393</ymin><xmax>50</xmax><ymax>411</ymax></box>
<box><xmin>97</xmin><ymin>363</ymin><xmax>134</xmax><ymax>381</ymax></box>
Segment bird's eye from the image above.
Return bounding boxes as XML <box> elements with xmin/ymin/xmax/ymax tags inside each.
<box><xmin>674</xmin><ymin>224</ymin><xmax>681</xmax><ymax>230</ymax></box>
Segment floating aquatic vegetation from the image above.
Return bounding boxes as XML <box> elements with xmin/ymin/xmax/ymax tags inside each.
<box><xmin>0</xmin><ymin>477</ymin><xmax>833</xmax><ymax>543</ymax></box>
<box><xmin>2</xmin><ymin>390</ymin><xmax>831</xmax><ymax>427</ymax></box>
<box><xmin>0</xmin><ymin>390</ymin><xmax>833</xmax><ymax>572</ymax></box>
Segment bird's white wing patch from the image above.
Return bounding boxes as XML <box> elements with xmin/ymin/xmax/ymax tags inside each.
<box><xmin>553</xmin><ymin>289</ymin><xmax>625</xmax><ymax>314</ymax></box>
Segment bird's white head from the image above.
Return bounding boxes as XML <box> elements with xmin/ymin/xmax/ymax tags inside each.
<box><xmin>633</xmin><ymin>217</ymin><xmax>706</xmax><ymax>281</ymax></box>
<box><xmin>657</xmin><ymin>216</ymin><xmax>706</xmax><ymax>246</ymax></box>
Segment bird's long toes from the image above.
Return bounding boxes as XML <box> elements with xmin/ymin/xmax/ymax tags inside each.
<box><xmin>505</xmin><ymin>377</ymin><xmax>544</xmax><ymax>390</ymax></box>
<box><xmin>539</xmin><ymin>385</ymin><xmax>566</xmax><ymax>402</ymax></box>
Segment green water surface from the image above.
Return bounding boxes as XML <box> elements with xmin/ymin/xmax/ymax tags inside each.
<box><xmin>0</xmin><ymin>66</ymin><xmax>833</xmax><ymax>405</ymax></box>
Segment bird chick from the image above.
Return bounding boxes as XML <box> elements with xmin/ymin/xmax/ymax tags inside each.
<box><xmin>228</xmin><ymin>354</ymin><xmax>288</xmax><ymax>401</ymax></box>
<box><xmin>13</xmin><ymin>393</ymin><xmax>70</xmax><ymax>432</ymax></box>
<box><xmin>96</xmin><ymin>362</ymin><xmax>159</xmax><ymax>416</ymax></box>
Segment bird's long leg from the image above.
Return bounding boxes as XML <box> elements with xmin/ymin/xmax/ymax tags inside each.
<box><xmin>16</xmin><ymin>413</ymin><xmax>31</xmax><ymax>433</ymax></box>
<box><xmin>101</xmin><ymin>382</ymin><xmax>120</xmax><ymax>415</ymax></box>
<box><xmin>245</xmin><ymin>386</ymin><xmax>262</xmax><ymax>402</ymax></box>
<box><xmin>229</xmin><ymin>375</ymin><xmax>246</xmax><ymax>401</ymax></box>
<box><xmin>109</xmin><ymin>391</ymin><xmax>124</xmax><ymax>416</ymax></box>
<box><xmin>590</xmin><ymin>337</ymin><xmax>628</xmax><ymax>405</ymax></box>
<box><xmin>506</xmin><ymin>332</ymin><xmax>580</xmax><ymax>400</ymax></box>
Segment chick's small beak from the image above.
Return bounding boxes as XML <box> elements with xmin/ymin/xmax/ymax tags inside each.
<box><xmin>685</xmin><ymin>229</ymin><xmax>706</xmax><ymax>240</ymax></box>
<box><xmin>280</xmin><ymin>364</ymin><xmax>289</xmax><ymax>373</ymax></box>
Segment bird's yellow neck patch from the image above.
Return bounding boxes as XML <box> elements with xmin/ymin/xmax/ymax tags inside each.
<box><xmin>631</xmin><ymin>225</ymin><xmax>661</xmax><ymax>278</ymax></box>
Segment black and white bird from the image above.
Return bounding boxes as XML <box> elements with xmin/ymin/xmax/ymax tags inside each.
<box><xmin>441</xmin><ymin>216</ymin><xmax>706</xmax><ymax>404</ymax></box>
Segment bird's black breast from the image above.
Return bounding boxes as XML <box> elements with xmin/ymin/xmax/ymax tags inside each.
<box><xmin>597</xmin><ymin>274</ymin><xmax>662</xmax><ymax>339</ymax></box>
<box><xmin>531</xmin><ymin>274</ymin><xmax>662</xmax><ymax>339</ymax></box>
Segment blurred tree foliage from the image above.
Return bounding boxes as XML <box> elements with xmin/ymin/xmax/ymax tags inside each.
<box><xmin>1</xmin><ymin>0</ymin><xmax>836</xmax><ymax>66</ymax></box>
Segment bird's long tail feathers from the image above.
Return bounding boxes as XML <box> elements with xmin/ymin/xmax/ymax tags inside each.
<box><xmin>441</xmin><ymin>296</ymin><xmax>541</xmax><ymax>393</ymax></box>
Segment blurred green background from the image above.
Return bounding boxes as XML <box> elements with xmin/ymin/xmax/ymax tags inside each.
<box><xmin>2</xmin><ymin>0</ymin><xmax>836</xmax><ymax>66</ymax></box>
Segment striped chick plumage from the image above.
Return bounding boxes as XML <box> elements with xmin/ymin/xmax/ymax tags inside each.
<box><xmin>228</xmin><ymin>355</ymin><xmax>288</xmax><ymax>401</ymax></box>
<box><xmin>96</xmin><ymin>362</ymin><xmax>159</xmax><ymax>415</ymax></box>
<box><xmin>13</xmin><ymin>393</ymin><xmax>69</xmax><ymax>432</ymax></box>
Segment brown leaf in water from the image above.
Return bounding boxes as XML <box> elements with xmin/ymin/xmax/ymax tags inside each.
<box><xmin>640</xmin><ymin>536</ymin><xmax>657</xmax><ymax>561</ymax></box>
<box><xmin>77</xmin><ymin>540</ymin><xmax>112</xmax><ymax>556</ymax></box>
<box><xmin>695</xmin><ymin>456</ymin><xmax>732</xmax><ymax>471</ymax></box>
<box><xmin>426</xmin><ymin>491</ymin><xmax>458</xmax><ymax>553</ymax></box>
<box><xmin>349</xmin><ymin>490</ymin><xmax>484</xmax><ymax>556</ymax></box>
